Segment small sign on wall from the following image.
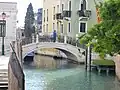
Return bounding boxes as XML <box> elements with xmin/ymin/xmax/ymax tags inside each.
<box><xmin>0</xmin><ymin>20</ymin><xmax>6</xmax><ymax>37</ymax></box>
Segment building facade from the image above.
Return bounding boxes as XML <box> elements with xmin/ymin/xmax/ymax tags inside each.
<box><xmin>34</xmin><ymin>8</ymin><xmax>43</xmax><ymax>33</ymax></box>
<box><xmin>42</xmin><ymin>0</ymin><xmax>103</xmax><ymax>38</ymax></box>
<box><xmin>37</xmin><ymin>8</ymin><xmax>42</xmax><ymax>33</ymax></box>
<box><xmin>0</xmin><ymin>2</ymin><xmax>17</xmax><ymax>55</ymax></box>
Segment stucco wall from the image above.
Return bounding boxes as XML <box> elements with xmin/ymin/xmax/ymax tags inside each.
<box><xmin>0</xmin><ymin>2</ymin><xmax>17</xmax><ymax>55</ymax></box>
<box><xmin>43</xmin><ymin>0</ymin><xmax>61</xmax><ymax>33</ymax></box>
<box><xmin>70</xmin><ymin>0</ymin><xmax>104</xmax><ymax>38</ymax></box>
<box><xmin>42</xmin><ymin>0</ymin><xmax>104</xmax><ymax>38</ymax></box>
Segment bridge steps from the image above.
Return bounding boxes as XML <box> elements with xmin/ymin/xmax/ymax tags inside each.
<box><xmin>0</xmin><ymin>69</ymin><xmax>8</xmax><ymax>89</ymax></box>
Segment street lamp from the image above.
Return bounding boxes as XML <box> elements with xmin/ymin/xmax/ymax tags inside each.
<box><xmin>1</xmin><ymin>12</ymin><xmax>6</xmax><ymax>55</ymax></box>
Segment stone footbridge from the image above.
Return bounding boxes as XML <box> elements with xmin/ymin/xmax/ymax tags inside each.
<box><xmin>22</xmin><ymin>42</ymin><xmax>85</xmax><ymax>63</ymax></box>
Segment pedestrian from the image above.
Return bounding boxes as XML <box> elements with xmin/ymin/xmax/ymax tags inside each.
<box><xmin>53</xmin><ymin>30</ymin><xmax>57</xmax><ymax>42</ymax></box>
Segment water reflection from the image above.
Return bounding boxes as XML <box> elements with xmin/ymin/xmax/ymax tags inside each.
<box><xmin>24</xmin><ymin>56</ymin><xmax>120</xmax><ymax>90</ymax></box>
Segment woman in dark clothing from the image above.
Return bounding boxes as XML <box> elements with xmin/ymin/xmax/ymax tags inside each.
<box><xmin>53</xmin><ymin>30</ymin><xmax>57</xmax><ymax>42</ymax></box>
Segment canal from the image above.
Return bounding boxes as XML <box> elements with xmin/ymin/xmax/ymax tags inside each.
<box><xmin>23</xmin><ymin>58</ymin><xmax>120</xmax><ymax>90</ymax></box>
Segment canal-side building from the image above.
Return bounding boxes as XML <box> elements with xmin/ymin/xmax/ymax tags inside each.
<box><xmin>42</xmin><ymin>0</ymin><xmax>60</xmax><ymax>34</ymax></box>
<box><xmin>34</xmin><ymin>8</ymin><xmax>43</xmax><ymax>33</ymax></box>
<box><xmin>42</xmin><ymin>0</ymin><xmax>103</xmax><ymax>38</ymax></box>
<box><xmin>0</xmin><ymin>2</ymin><xmax>17</xmax><ymax>55</ymax></box>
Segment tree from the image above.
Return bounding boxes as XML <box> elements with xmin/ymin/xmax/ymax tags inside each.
<box><xmin>24</xmin><ymin>3</ymin><xmax>35</xmax><ymax>38</ymax></box>
<box><xmin>80</xmin><ymin>0</ymin><xmax>120</xmax><ymax>58</ymax></box>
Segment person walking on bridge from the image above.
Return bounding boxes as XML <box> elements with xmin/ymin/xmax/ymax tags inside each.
<box><xmin>53</xmin><ymin>30</ymin><xmax>57</xmax><ymax>42</ymax></box>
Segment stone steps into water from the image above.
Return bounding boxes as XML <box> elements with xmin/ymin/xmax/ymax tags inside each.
<box><xmin>0</xmin><ymin>69</ymin><xmax>8</xmax><ymax>89</ymax></box>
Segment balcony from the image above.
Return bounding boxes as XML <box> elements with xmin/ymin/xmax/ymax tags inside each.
<box><xmin>62</xmin><ymin>10</ymin><xmax>71</xmax><ymax>18</ymax></box>
<box><xmin>77</xmin><ymin>10</ymin><xmax>91</xmax><ymax>18</ymax></box>
<box><xmin>56</xmin><ymin>13</ymin><xmax>63</xmax><ymax>20</ymax></box>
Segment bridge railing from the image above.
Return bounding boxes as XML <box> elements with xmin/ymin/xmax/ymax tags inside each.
<box><xmin>21</xmin><ymin>34</ymin><xmax>86</xmax><ymax>49</ymax></box>
<box><xmin>21</xmin><ymin>37</ymin><xmax>32</xmax><ymax>45</ymax></box>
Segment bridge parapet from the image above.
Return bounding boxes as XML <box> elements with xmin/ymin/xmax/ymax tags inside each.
<box><xmin>22</xmin><ymin>42</ymin><xmax>86</xmax><ymax>62</ymax></box>
<box><xmin>21</xmin><ymin>35</ymin><xmax>86</xmax><ymax>49</ymax></box>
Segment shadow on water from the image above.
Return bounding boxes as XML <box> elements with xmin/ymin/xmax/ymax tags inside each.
<box><xmin>23</xmin><ymin>55</ymin><xmax>80</xmax><ymax>71</ymax></box>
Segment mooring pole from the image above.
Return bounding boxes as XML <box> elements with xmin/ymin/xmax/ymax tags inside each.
<box><xmin>85</xmin><ymin>48</ymin><xmax>88</xmax><ymax>70</ymax></box>
<box><xmin>89</xmin><ymin>45</ymin><xmax>92</xmax><ymax>72</ymax></box>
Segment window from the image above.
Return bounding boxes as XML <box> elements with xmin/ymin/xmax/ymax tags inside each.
<box><xmin>69</xmin><ymin>1</ymin><xmax>71</xmax><ymax>11</ymax></box>
<box><xmin>53</xmin><ymin>7</ymin><xmax>55</xmax><ymax>20</ymax></box>
<box><xmin>62</xmin><ymin>4</ymin><xmax>64</xmax><ymax>12</ymax></box>
<box><xmin>47</xmin><ymin>9</ymin><xmax>48</xmax><ymax>21</ymax></box>
<box><xmin>43</xmin><ymin>25</ymin><xmax>45</xmax><ymax>32</ymax></box>
<box><xmin>22</xmin><ymin>33</ymin><xmax>24</xmax><ymax>36</ymax></box>
<box><xmin>68</xmin><ymin>23</ymin><xmax>71</xmax><ymax>32</ymax></box>
<box><xmin>53</xmin><ymin>7</ymin><xmax>55</xmax><ymax>14</ymax></box>
<box><xmin>80</xmin><ymin>23</ymin><xmax>86</xmax><ymax>32</ymax></box>
<box><xmin>53</xmin><ymin>23</ymin><xmax>55</xmax><ymax>30</ymax></box>
<box><xmin>61</xmin><ymin>24</ymin><xmax>63</xmax><ymax>33</ymax></box>
<box><xmin>57</xmin><ymin>5</ymin><xmax>59</xmax><ymax>13</ymax></box>
<box><xmin>57</xmin><ymin>22</ymin><xmax>59</xmax><ymax>31</ymax></box>
<box><xmin>44</xmin><ymin>10</ymin><xmax>45</xmax><ymax>17</ymax></box>
<box><xmin>81</xmin><ymin>0</ymin><xmax>86</xmax><ymax>11</ymax></box>
<box><xmin>44</xmin><ymin>10</ymin><xmax>45</xmax><ymax>22</ymax></box>
<box><xmin>46</xmin><ymin>24</ymin><xmax>48</xmax><ymax>32</ymax></box>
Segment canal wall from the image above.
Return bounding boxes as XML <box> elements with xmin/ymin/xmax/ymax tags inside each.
<box><xmin>34</xmin><ymin>54</ymin><xmax>67</xmax><ymax>69</ymax></box>
<box><xmin>37</xmin><ymin>48</ymin><xmax>60</xmax><ymax>56</ymax></box>
<box><xmin>34</xmin><ymin>54</ymin><xmax>57</xmax><ymax>69</ymax></box>
<box><xmin>33</xmin><ymin>48</ymin><xmax>67</xmax><ymax>69</ymax></box>
<box><xmin>114</xmin><ymin>55</ymin><xmax>120</xmax><ymax>81</ymax></box>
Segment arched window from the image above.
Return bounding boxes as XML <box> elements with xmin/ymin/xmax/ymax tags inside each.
<box><xmin>81</xmin><ymin>0</ymin><xmax>86</xmax><ymax>11</ymax></box>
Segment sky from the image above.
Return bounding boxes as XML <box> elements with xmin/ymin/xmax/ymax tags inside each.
<box><xmin>0</xmin><ymin>0</ymin><xmax>43</xmax><ymax>27</ymax></box>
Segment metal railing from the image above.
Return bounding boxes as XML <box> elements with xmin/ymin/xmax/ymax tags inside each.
<box><xmin>22</xmin><ymin>37</ymin><xmax>32</xmax><ymax>45</ymax></box>
<box><xmin>21</xmin><ymin>34</ymin><xmax>86</xmax><ymax>49</ymax></box>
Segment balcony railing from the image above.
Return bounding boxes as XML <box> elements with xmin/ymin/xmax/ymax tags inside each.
<box><xmin>77</xmin><ymin>10</ymin><xmax>91</xmax><ymax>18</ymax></box>
<box><xmin>62</xmin><ymin>10</ymin><xmax>71</xmax><ymax>18</ymax></box>
<box><xmin>56</xmin><ymin>13</ymin><xmax>63</xmax><ymax>20</ymax></box>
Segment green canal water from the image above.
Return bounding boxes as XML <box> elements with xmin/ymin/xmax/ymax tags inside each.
<box><xmin>24</xmin><ymin>64</ymin><xmax>120</xmax><ymax>90</ymax></box>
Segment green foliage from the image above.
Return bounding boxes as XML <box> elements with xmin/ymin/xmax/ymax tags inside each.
<box><xmin>92</xmin><ymin>59</ymin><xmax>115</xmax><ymax>66</ymax></box>
<box><xmin>80</xmin><ymin>0</ymin><xmax>120</xmax><ymax>57</ymax></box>
<box><xmin>57</xmin><ymin>35</ymin><xmax>61</xmax><ymax>41</ymax></box>
<box><xmin>24</xmin><ymin>3</ymin><xmax>35</xmax><ymax>37</ymax></box>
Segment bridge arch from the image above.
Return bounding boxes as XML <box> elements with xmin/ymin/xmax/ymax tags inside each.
<box><xmin>22</xmin><ymin>42</ymin><xmax>85</xmax><ymax>63</ymax></box>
